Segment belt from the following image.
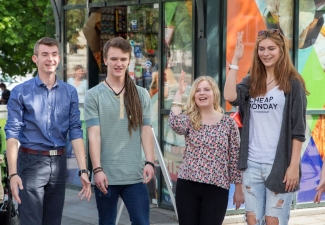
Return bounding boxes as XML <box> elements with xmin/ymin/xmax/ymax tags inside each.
<box><xmin>20</xmin><ymin>147</ymin><xmax>65</xmax><ymax>156</ymax></box>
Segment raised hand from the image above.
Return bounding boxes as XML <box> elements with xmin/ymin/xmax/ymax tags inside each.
<box><xmin>233</xmin><ymin>31</ymin><xmax>244</xmax><ymax>62</ymax></box>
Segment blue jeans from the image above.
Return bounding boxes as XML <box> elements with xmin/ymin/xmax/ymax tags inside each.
<box><xmin>18</xmin><ymin>151</ymin><xmax>67</xmax><ymax>225</ymax></box>
<box><xmin>243</xmin><ymin>160</ymin><xmax>294</xmax><ymax>225</ymax></box>
<box><xmin>94</xmin><ymin>182</ymin><xmax>150</xmax><ymax>225</ymax></box>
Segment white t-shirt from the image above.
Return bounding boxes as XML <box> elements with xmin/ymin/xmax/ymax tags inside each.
<box><xmin>248</xmin><ymin>86</ymin><xmax>285</xmax><ymax>164</ymax></box>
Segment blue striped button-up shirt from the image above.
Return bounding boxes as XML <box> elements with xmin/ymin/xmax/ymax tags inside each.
<box><xmin>5</xmin><ymin>75</ymin><xmax>83</xmax><ymax>150</ymax></box>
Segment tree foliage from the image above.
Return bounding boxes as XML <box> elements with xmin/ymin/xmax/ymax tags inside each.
<box><xmin>0</xmin><ymin>0</ymin><xmax>55</xmax><ymax>77</ymax></box>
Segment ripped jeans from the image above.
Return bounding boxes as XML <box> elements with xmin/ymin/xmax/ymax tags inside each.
<box><xmin>243</xmin><ymin>160</ymin><xmax>293</xmax><ymax>225</ymax></box>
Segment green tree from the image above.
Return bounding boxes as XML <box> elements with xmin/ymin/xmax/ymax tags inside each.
<box><xmin>0</xmin><ymin>0</ymin><xmax>55</xmax><ymax>77</ymax></box>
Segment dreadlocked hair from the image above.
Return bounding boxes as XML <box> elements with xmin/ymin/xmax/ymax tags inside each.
<box><xmin>124</xmin><ymin>72</ymin><xmax>143</xmax><ymax>136</ymax></box>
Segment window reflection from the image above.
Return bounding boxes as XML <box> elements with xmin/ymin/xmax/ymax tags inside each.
<box><xmin>162</xmin><ymin>1</ymin><xmax>193</xmax><ymax>109</ymax></box>
<box><xmin>65</xmin><ymin>8</ymin><xmax>88</xmax><ymax>186</ymax></box>
<box><xmin>65</xmin><ymin>8</ymin><xmax>88</xmax><ymax>104</ymax></box>
<box><xmin>156</xmin><ymin>1</ymin><xmax>193</xmax><ymax>206</ymax></box>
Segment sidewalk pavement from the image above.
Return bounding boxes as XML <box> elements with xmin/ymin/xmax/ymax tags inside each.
<box><xmin>62</xmin><ymin>187</ymin><xmax>325</xmax><ymax>225</ymax></box>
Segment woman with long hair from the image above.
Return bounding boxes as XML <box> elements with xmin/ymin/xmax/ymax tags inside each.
<box><xmin>224</xmin><ymin>30</ymin><xmax>308</xmax><ymax>225</ymax></box>
<box><xmin>169</xmin><ymin>72</ymin><xmax>244</xmax><ymax>225</ymax></box>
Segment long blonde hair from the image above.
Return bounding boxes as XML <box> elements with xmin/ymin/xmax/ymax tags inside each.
<box><xmin>185</xmin><ymin>76</ymin><xmax>223</xmax><ymax>130</ymax></box>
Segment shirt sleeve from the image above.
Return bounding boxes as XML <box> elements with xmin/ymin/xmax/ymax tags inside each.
<box><xmin>84</xmin><ymin>90</ymin><xmax>100</xmax><ymax>127</ymax></box>
<box><xmin>168</xmin><ymin>110</ymin><xmax>190</xmax><ymax>135</ymax></box>
<box><xmin>229</xmin><ymin>75</ymin><xmax>250</xmax><ymax>106</ymax></box>
<box><xmin>68</xmin><ymin>88</ymin><xmax>83</xmax><ymax>140</ymax></box>
<box><xmin>227</xmin><ymin>116</ymin><xmax>243</xmax><ymax>184</ymax></box>
<box><xmin>141</xmin><ymin>89</ymin><xmax>152</xmax><ymax>126</ymax></box>
<box><xmin>5</xmin><ymin>87</ymin><xmax>24</xmax><ymax>139</ymax></box>
<box><xmin>291</xmin><ymin>79</ymin><xmax>307</xmax><ymax>142</ymax></box>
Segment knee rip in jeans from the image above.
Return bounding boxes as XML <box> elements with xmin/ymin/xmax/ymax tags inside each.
<box><xmin>274</xmin><ymin>199</ymin><xmax>284</xmax><ymax>209</ymax></box>
<box><xmin>265</xmin><ymin>215</ymin><xmax>280</xmax><ymax>225</ymax></box>
<box><xmin>246</xmin><ymin>186</ymin><xmax>255</xmax><ymax>196</ymax></box>
<box><xmin>245</xmin><ymin>212</ymin><xmax>260</xmax><ymax>225</ymax></box>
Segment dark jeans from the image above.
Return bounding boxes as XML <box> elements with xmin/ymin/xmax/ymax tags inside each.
<box><xmin>176</xmin><ymin>178</ymin><xmax>229</xmax><ymax>225</ymax></box>
<box><xmin>94</xmin><ymin>182</ymin><xmax>150</xmax><ymax>225</ymax></box>
<box><xmin>18</xmin><ymin>152</ymin><xmax>67</xmax><ymax>225</ymax></box>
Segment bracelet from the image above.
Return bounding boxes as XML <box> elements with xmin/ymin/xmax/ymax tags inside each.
<box><xmin>8</xmin><ymin>173</ymin><xmax>18</xmax><ymax>180</ymax></box>
<box><xmin>94</xmin><ymin>169</ymin><xmax>104</xmax><ymax>175</ymax></box>
<box><xmin>145</xmin><ymin>161</ymin><xmax>155</xmax><ymax>170</ymax></box>
<box><xmin>93</xmin><ymin>167</ymin><xmax>103</xmax><ymax>172</ymax></box>
<box><xmin>171</xmin><ymin>102</ymin><xmax>183</xmax><ymax>108</ymax></box>
<box><xmin>229</xmin><ymin>64</ymin><xmax>239</xmax><ymax>70</ymax></box>
<box><xmin>164</xmin><ymin>82</ymin><xmax>169</xmax><ymax>86</ymax></box>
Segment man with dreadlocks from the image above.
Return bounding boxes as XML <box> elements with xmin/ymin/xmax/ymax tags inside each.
<box><xmin>84</xmin><ymin>37</ymin><xmax>155</xmax><ymax>225</ymax></box>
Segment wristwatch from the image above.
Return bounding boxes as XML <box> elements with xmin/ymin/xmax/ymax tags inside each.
<box><xmin>229</xmin><ymin>64</ymin><xmax>239</xmax><ymax>70</ymax></box>
<box><xmin>78</xmin><ymin>169</ymin><xmax>90</xmax><ymax>177</ymax></box>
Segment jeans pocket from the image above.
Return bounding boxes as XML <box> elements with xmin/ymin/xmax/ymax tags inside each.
<box><xmin>18</xmin><ymin>152</ymin><xmax>31</xmax><ymax>174</ymax></box>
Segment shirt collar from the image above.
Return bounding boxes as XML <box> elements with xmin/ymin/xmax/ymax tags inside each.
<box><xmin>35</xmin><ymin>74</ymin><xmax>59</xmax><ymax>88</ymax></box>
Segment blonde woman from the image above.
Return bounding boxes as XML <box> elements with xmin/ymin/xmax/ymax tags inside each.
<box><xmin>168</xmin><ymin>72</ymin><xmax>244</xmax><ymax>225</ymax></box>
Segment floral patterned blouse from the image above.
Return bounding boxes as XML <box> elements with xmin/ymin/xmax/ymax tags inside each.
<box><xmin>168</xmin><ymin>111</ymin><xmax>243</xmax><ymax>190</ymax></box>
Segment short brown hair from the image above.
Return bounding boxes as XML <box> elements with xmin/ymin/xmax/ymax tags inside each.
<box><xmin>102</xmin><ymin>37</ymin><xmax>132</xmax><ymax>60</ymax></box>
<box><xmin>33</xmin><ymin>37</ymin><xmax>59</xmax><ymax>56</ymax></box>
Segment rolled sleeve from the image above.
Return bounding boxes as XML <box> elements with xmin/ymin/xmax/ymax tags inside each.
<box><xmin>68</xmin><ymin>89</ymin><xmax>83</xmax><ymax>140</ymax></box>
<box><xmin>5</xmin><ymin>87</ymin><xmax>24</xmax><ymax>140</ymax></box>
<box><xmin>141</xmin><ymin>90</ymin><xmax>152</xmax><ymax>126</ymax></box>
<box><xmin>84</xmin><ymin>90</ymin><xmax>100</xmax><ymax>128</ymax></box>
<box><xmin>229</xmin><ymin>76</ymin><xmax>250</xmax><ymax>106</ymax></box>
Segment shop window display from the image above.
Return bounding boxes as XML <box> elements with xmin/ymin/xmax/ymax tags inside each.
<box><xmin>157</xmin><ymin>1</ymin><xmax>193</xmax><ymax>206</ymax></box>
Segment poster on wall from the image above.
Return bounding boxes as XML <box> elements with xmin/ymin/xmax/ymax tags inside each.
<box><xmin>226</xmin><ymin>0</ymin><xmax>325</xmax><ymax>204</ymax></box>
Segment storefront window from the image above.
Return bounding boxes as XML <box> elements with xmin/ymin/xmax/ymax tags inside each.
<box><xmin>297</xmin><ymin>0</ymin><xmax>325</xmax><ymax>204</ymax></box>
<box><xmin>162</xmin><ymin>1</ymin><xmax>193</xmax><ymax>109</ymax></box>
<box><xmin>65</xmin><ymin>8</ymin><xmax>88</xmax><ymax>186</ymax></box>
<box><xmin>158</xmin><ymin>0</ymin><xmax>193</xmax><ymax>206</ymax></box>
<box><xmin>127</xmin><ymin>5</ymin><xmax>159</xmax><ymax>91</ymax></box>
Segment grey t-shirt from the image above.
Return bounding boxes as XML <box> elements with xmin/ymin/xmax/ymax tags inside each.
<box><xmin>84</xmin><ymin>82</ymin><xmax>151</xmax><ymax>185</ymax></box>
